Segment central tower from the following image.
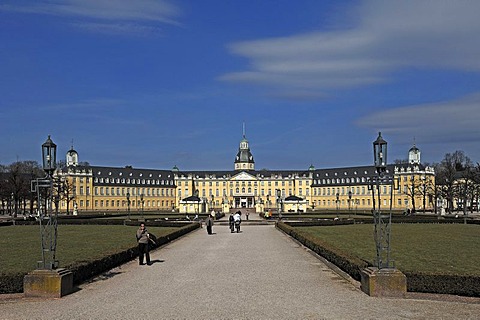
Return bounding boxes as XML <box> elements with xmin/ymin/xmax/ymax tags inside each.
<box><xmin>234</xmin><ymin>123</ymin><xmax>255</xmax><ymax>171</ymax></box>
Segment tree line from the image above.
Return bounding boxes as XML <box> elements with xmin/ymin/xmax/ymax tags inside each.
<box><xmin>0</xmin><ymin>160</ymin><xmax>88</xmax><ymax>217</ymax></box>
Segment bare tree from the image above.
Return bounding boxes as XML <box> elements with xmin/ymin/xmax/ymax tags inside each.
<box><xmin>54</xmin><ymin>176</ymin><xmax>76</xmax><ymax>215</ymax></box>
<box><xmin>436</xmin><ymin>151</ymin><xmax>471</xmax><ymax>213</ymax></box>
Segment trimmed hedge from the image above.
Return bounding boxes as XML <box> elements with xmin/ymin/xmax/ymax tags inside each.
<box><xmin>276</xmin><ymin>221</ymin><xmax>369</xmax><ymax>281</ymax></box>
<box><xmin>0</xmin><ymin>273</ymin><xmax>25</xmax><ymax>294</ymax></box>
<box><xmin>277</xmin><ymin>221</ymin><xmax>480</xmax><ymax>297</ymax></box>
<box><xmin>0</xmin><ymin>223</ymin><xmax>199</xmax><ymax>294</ymax></box>
<box><xmin>404</xmin><ymin>272</ymin><xmax>480</xmax><ymax>297</ymax></box>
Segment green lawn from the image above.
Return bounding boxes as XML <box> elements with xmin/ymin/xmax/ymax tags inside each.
<box><xmin>295</xmin><ymin>224</ymin><xmax>480</xmax><ymax>275</ymax></box>
<box><xmin>0</xmin><ymin>225</ymin><xmax>177</xmax><ymax>274</ymax></box>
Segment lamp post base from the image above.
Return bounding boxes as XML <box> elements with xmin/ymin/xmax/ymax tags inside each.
<box><xmin>24</xmin><ymin>268</ymin><xmax>73</xmax><ymax>298</ymax></box>
<box><xmin>360</xmin><ymin>267</ymin><xmax>407</xmax><ymax>298</ymax></box>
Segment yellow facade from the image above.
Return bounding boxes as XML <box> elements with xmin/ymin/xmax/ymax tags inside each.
<box><xmin>56</xmin><ymin>165</ymin><xmax>176</xmax><ymax>214</ymax></box>
<box><xmin>55</xmin><ymin>137</ymin><xmax>435</xmax><ymax>214</ymax></box>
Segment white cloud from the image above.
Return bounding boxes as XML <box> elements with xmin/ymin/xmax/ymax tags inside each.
<box><xmin>356</xmin><ymin>93</ymin><xmax>480</xmax><ymax>144</ymax></box>
<box><xmin>72</xmin><ymin>22</ymin><xmax>163</xmax><ymax>37</ymax></box>
<box><xmin>221</xmin><ymin>0</ymin><xmax>480</xmax><ymax>97</ymax></box>
<box><xmin>0</xmin><ymin>0</ymin><xmax>181</xmax><ymax>34</ymax></box>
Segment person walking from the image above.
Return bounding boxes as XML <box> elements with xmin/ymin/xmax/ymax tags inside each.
<box><xmin>246</xmin><ymin>210</ymin><xmax>249</xmax><ymax>220</ymax></box>
<box><xmin>136</xmin><ymin>223</ymin><xmax>151</xmax><ymax>265</ymax></box>
<box><xmin>229</xmin><ymin>213</ymin><xmax>235</xmax><ymax>233</ymax></box>
<box><xmin>206</xmin><ymin>215</ymin><xmax>213</xmax><ymax>235</ymax></box>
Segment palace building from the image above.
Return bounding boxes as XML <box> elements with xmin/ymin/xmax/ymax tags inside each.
<box><xmin>56</xmin><ymin>133</ymin><xmax>435</xmax><ymax>215</ymax></box>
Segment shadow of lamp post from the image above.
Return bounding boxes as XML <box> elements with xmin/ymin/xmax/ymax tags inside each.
<box><xmin>25</xmin><ymin>136</ymin><xmax>73</xmax><ymax>298</ymax></box>
<box><xmin>360</xmin><ymin>132</ymin><xmax>407</xmax><ymax>297</ymax></box>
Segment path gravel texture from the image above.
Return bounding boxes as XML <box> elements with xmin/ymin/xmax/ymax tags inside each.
<box><xmin>1</xmin><ymin>223</ymin><xmax>479</xmax><ymax>319</ymax></box>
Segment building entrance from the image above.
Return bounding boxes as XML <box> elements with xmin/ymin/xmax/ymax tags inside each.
<box><xmin>234</xmin><ymin>196</ymin><xmax>255</xmax><ymax>210</ymax></box>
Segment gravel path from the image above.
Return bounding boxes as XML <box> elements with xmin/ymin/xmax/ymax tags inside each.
<box><xmin>1</xmin><ymin>224</ymin><xmax>479</xmax><ymax>319</ymax></box>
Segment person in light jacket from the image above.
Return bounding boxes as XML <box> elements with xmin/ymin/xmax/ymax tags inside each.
<box><xmin>136</xmin><ymin>223</ymin><xmax>151</xmax><ymax>265</ymax></box>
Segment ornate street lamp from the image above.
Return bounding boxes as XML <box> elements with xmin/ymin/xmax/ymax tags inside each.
<box><xmin>126</xmin><ymin>192</ymin><xmax>131</xmax><ymax>220</ymax></box>
<box><xmin>360</xmin><ymin>132</ymin><xmax>406</xmax><ymax>297</ymax></box>
<box><xmin>335</xmin><ymin>193</ymin><xmax>340</xmax><ymax>218</ymax></box>
<box><xmin>348</xmin><ymin>190</ymin><xmax>352</xmax><ymax>217</ymax></box>
<box><xmin>371</xmin><ymin>132</ymin><xmax>393</xmax><ymax>269</ymax></box>
<box><xmin>140</xmin><ymin>193</ymin><xmax>144</xmax><ymax>220</ymax></box>
<box><xmin>39</xmin><ymin>135</ymin><xmax>58</xmax><ymax>269</ymax></box>
<box><xmin>25</xmin><ymin>136</ymin><xmax>73</xmax><ymax>297</ymax></box>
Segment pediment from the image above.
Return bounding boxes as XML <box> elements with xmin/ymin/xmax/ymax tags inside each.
<box><xmin>231</xmin><ymin>171</ymin><xmax>257</xmax><ymax>181</ymax></box>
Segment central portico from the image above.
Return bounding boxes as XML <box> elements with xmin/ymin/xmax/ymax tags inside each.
<box><xmin>231</xmin><ymin>171</ymin><xmax>257</xmax><ymax>209</ymax></box>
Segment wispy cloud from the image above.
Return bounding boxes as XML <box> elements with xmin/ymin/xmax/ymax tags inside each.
<box><xmin>71</xmin><ymin>22</ymin><xmax>163</xmax><ymax>37</ymax></box>
<box><xmin>356</xmin><ymin>93</ymin><xmax>480</xmax><ymax>144</ymax></box>
<box><xmin>0</xmin><ymin>0</ymin><xmax>181</xmax><ymax>35</ymax></box>
<box><xmin>220</xmin><ymin>0</ymin><xmax>480</xmax><ymax>99</ymax></box>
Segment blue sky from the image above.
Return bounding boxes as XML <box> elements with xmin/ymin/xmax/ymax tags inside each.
<box><xmin>1</xmin><ymin>0</ymin><xmax>480</xmax><ymax>171</ymax></box>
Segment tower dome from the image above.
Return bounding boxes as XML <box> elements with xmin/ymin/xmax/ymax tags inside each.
<box><xmin>66</xmin><ymin>145</ymin><xmax>79</xmax><ymax>167</ymax></box>
<box><xmin>234</xmin><ymin>127</ymin><xmax>255</xmax><ymax>171</ymax></box>
<box><xmin>408</xmin><ymin>143</ymin><xmax>421</xmax><ymax>165</ymax></box>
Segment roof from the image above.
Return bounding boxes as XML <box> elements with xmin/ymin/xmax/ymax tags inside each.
<box><xmin>284</xmin><ymin>195</ymin><xmax>304</xmax><ymax>201</ymax></box>
<box><xmin>182</xmin><ymin>195</ymin><xmax>201</xmax><ymax>202</ymax></box>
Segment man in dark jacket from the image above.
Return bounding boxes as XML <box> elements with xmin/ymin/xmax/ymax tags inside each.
<box><xmin>229</xmin><ymin>213</ymin><xmax>235</xmax><ymax>233</ymax></box>
<box><xmin>206</xmin><ymin>215</ymin><xmax>213</xmax><ymax>235</ymax></box>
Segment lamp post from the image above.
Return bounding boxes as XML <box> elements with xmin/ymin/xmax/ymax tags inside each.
<box><xmin>276</xmin><ymin>189</ymin><xmax>282</xmax><ymax>220</ymax></box>
<box><xmin>140</xmin><ymin>193</ymin><xmax>144</xmax><ymax>220</ymax></box>
<box><xmin>335</xmin><ymin>193</ymin><xmax>340</xmax><ymax>219</ymax></box>
<box><xmin>348</xmin><ymin>190</ymin><xmax>352</xmax><ymax>218</ymax></box>
<box><xmin>25</xmin><ymin>136</ymin><xmax>73</xmax><ymax>298</ymax></box>
<box><xmin>126</xmin><ymin>192</ymin><xmax>131</xmax><ymax>220</ymax></box>
<box><xmin>371</xmin><ymin>132</ymin><xmax>393</xmax><ymax>269</ymax></box>
<box><xmin>38</xmin><ymin>135</ymin><xmax>58</xmax><ymax>270</ymax></box>
<box><xmin>422</xmin><ymin>175</ymin><xmax>426</xmax><ymax>214</ymax></box>
<box><xmin>360</xmin><ymin>132</ymin><xmax>406</xmax><ymax>297</ymax></box>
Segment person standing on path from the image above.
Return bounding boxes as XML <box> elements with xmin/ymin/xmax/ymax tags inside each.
<box><xmin>229</xmin><ymin>213</ymin><xmax>235</xmax><ymax>232</ymax></box>
<box><xmin>136</xmin><ymin>223</ymin><xmax>151</xmax><ymax>265</ymax></box>
<box><xmin>206</xmin><ymin>215</ymin><xmax>213</xmax><ymax>235</ymax></box>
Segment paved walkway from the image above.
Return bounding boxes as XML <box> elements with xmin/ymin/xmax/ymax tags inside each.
<box><xmin>1</xmin><ymin>223</ymin><xmax>479</xmax><ymax>319</ymax></box>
